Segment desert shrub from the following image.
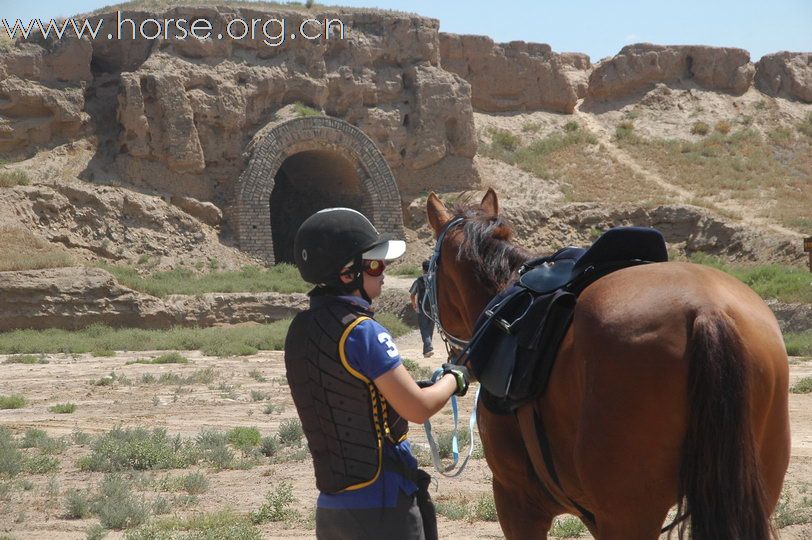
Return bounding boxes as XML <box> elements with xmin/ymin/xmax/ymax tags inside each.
<box><xmin>402</xmin><ymin>358</ymin><xmax>432</xmax><ymax>380</ymax></box>
<box><xmin>435</xmin><ymin>497</ymin><xmax>469</xmax><ymax>520</ymax></box>
<box><xmin>614</xmin><ymin>121</ymin><xmax>635</xmax><ymax>141</ymax></box>
<box><xmin>488</xmin><ymin>128</ymin><xmax>521</xmax><ymax>152</ymax></box>
<box><xmin>86</xmin><ymin>524</ymin><xmax>107</xmax><ymax>540</ymax></box>
<box><xmin>180</xmin><ymin>472</ymin><xmax>209</xmax><ymax>495</ymax></box>
<box><xmin>798</xmin><ymin>112</ymin><xmax>812</xmax><ymax>137</ymax></box>
<box><xmin>522</xmin><ymin>121</ymin><xmax>541</xmax><ymax>133</ymax></box>
<box><xmin>263</xmin><ymin>403</ymin><xmax>282</xmax><ymax>415</ymax></box>
<box><xmin>691</xmin><ymin>121</ymin><xmax>710</xmax><ymax>135</ymax></box>
<box><xmin>250</xmin><ymin>390</ymin><xmax>270</xmax><ymax>402</ymax></box>
<box><xmin>125</xmin><ymin>510</ymin><xmax>260</xmax><ymax>540</ymax></box>
<box><xmin>260</xmin><ymin>435</ymin><xmax>281</xmax><ymax>458</ymax></box>
<box><xmin>72</xmin><ymin>431</ymin><xmax>93</xmax><ymax>446</ymax></box>
<box><xmin>78</xmin><ymin>427</ymin><xmax>196</xmax><ymax>472</ymax></box>
<box><xmin>151</xmin><ymin>495</ymin><xmax>172</xmax><ymax>515</ymax></box>
<box><xmin>49</xmin><ymin>403</ymin><xmax>77</xmax><ymax>414</ymax></box>
<box><xmin>227</xmin><ymin>427</ymin><xmax>262</xmax><ymax>451</ymax></box>
<box><xmin>64</xmin><ymin>489</ymin><xmax>91</xmax><ymax>519</ymax></box>
<box><xmin>158</xmin><ymin>471</ymin><xmax>209</xmax><ymax>495</ymax></box>
<box><xmin>93</xmin><ymin>474</ymin><xmax>149</xmax><ymax>529</ymax></box>
<box><xmin>126</xmin><ymin>352</ymin><xmax>188</xmax><ymax>365</ymax></box>
<box><xmin>293</xmin><ymin>102</ymin><xmax>321</xmax><ymax>117</ymax></box>
<box><xmin>769</xmin><ymin>126</ymin><xmax>794</xmax><ymax>142</ymax></box>
<box><xmin>278</xmin><ymin>419</ymin><xmax>304</xmax><ymax>446</ymax></box>
<box><xmin>563</xmin><ymin>121</ymin><xmax>579</xmax><ymax>132</ymax></box>
<box><xmin>785</xmin><ymin>331</ymin><xmax>812</xmax><ymax>356</ymax></box>
<box><xmin>550</xmin><ymin>515</ymin><xmax>587</xmax><ymax>537</ymax></box>
<box><xmin>249</xmin><ymin>482</ymin><xmax>298</xmax><ymax>524</ymax></box>
<box><xmin>3</xmin><ymin>354</ymin><xmax>47</xmax><ymax>364</ymax></box>
<box><xmin>248</xmin><ymin>369</ymin><xmax>266</xmax><ymax>382</ymax></box>
<box><xmin>101</xmin><ymin>263</ymin><xmax>308</xmax><ymax>297</ymax></box>
<box><xmin>374</xmin><ymin>312</ymin><xmax>410</xmax><ymax>338</ymax></box>
<box><xmin>473</xmin><ymin>493</ymin><xmax>498</xmax><ymax>521</ymax></box>
<box><xmin>388</xmin><ymin>263</ymin><xmax>421</xmax><ymax>277</ymax></box>
<box><xmin>196</xmin><ymin>430</ymin><xmax>237</xmax><ymax>470</ymax></box>
<box><xmin>688</xmin><ymin>254</ymin><xmax>812</xmax><ymax>303</ymax></box>
<box><xmin>0</xmin><ymin>428</ymin><xmax>23</xmax><ymax>477</ymax></box>
<box><xmin>0</xmin><ymin>395</ymin><xmax>26</xmax><ymax>409</ymax></box>
<box><xmin>773</xmin><ymin>487</ymin><xmax>812</xmax><ymax>528</ymax></box>
<box><xmin>91</xmin><ymin>349</ymin><xmax>116</xmax><ymax>357</ymax></box>
<box><xmin>437</xmin><ymin>427</ymin><xmax>471</xmax><ymax>459</ymax></box>
<box><xmin>715</xmin><ymin>120</ymin><xmax>732</xmax><ymax>134</ymax></box>
<box><xmin>791</xmin><ymin>377</ymin><xmax>812</xmax><ymax>394</ymax></box>
<box><xmin>0</xmin><ymin>169</ymin><xmax>29</xmax><ymax>187</ymax></box>
<box><xmin>19</xmin><ymin>428</ymin><xmax>67</xmax><ymax>454</ymax></box>
<box><xmin>25</xmin><ymin>454</ymin><xmax>60</xmax><ymax>474</ymax></box>
<box><xmin>0</xmin><ymin>322</ymin><xmax>290</xmax><ymax>354</ymax></box>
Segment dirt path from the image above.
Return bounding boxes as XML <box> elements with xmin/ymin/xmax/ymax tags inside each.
<box><xmin>571</xmin><ymin>103</ymin><xmax>804</xmax><ymax>239</ymax></box>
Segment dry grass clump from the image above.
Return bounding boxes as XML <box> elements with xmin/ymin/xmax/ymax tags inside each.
<box><xmin>715</xmin><ymin>120</ymin><xmax>732</xmax><ymax>134</ymax></box>
<box><xmin>0</xmin><ymin>169</ymin><xmax>29</xmax><ymax>187</ymax></box>
<box><xmin>616</xmin><ymin>129</ymin><xmax>812</xmax><ymax>231</ymax></box>
<box><xmin>481</xmin><ymin>123</ymin><xmax>663</xmax><ymax>206</ymax></box>
<box><xmin>0</xmin><ymin>227</ymin><xmax>74</xmax><ymax>271</ymax></box>
<box><xmin>691</xmin><ymin>121</ymin><xmax>710</xmax><ymax>135</ymax></box>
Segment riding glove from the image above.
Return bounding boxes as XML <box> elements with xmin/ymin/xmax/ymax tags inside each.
<box><xmin>441</xmin><ymin>363</ymin><xmax>470</xmax><ymax>397</ymax></box>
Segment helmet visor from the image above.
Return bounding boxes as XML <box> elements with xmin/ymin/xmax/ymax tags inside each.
<box><xmin>362</xmin><ymin>239</ymin><xmax>406</xmax><ymax>261</ymax></box>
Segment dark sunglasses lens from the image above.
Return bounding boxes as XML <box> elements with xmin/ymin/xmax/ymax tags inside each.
<box><xmin>364</xmin><ymin>260</ymin><xmax>385</xmax><ymax>276</ymax></box>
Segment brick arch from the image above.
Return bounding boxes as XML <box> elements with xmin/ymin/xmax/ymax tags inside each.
<box><xmin>236</xmin><ymin>116</ymin><xmax>404</xmax><ymax>263</ymax></box>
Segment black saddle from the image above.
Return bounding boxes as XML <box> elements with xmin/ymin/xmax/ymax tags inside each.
<box><xmin>464</xmin><ymin>227</ymin><xmax>668</xmax><ymax>414</ymax></box>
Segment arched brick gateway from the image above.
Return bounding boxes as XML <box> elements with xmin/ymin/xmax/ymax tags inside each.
<box><xmin>236</xmin><ymin>116</ymin><xmax>405</xmax><ymax>264</ymax></box>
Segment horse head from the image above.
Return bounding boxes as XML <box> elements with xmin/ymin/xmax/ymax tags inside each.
<box><xmin>425</xmin><ymin>188</ymin><xmax>531</xmax><ymax>345</ymax></box>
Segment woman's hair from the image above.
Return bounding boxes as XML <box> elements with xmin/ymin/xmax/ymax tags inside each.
<box><xmin>422</xmin><ymin>260</ymin><xmax>430</xmax><ymax>272</ymax></box>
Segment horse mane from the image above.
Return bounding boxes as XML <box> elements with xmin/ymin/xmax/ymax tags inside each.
<box><xmin>450</xmin><ymin>203</ymin><xmax>532</xmax><ymax>294</ymax></box>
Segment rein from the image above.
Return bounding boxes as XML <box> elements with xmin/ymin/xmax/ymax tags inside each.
<box><xmin>422</xmin><ymin>216</ymin><xmax>481</xmax><ymax>477</ymax></box>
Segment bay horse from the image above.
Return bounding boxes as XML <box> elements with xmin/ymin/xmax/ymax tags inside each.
<box><xmin>426</xmin><ymin>188</ymin><xmax>790</xmax><ymax>540</ymax></box>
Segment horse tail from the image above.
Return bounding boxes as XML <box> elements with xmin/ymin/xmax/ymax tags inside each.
<box><xmin>676</xmin><ymin>311</ymin><xmax>775</xmax><ymax>540</ymax></box>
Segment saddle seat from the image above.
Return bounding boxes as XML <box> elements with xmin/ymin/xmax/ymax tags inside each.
<box><xmin>464</xmin><ymin>227</ymin><xmax>668</xmax><ymax>414</ymax></box>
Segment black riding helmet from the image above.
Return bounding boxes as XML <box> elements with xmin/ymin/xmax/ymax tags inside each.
<box><xmin>294</xmin><ymin>208</ymin><xmax>405</xmax><ymax>299</ymax></box>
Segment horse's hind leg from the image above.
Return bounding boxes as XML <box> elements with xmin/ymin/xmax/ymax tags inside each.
<box><xmin>492</xmin><ymin>479</ymin><xmax>558</xmax><ymax>539</ymax></box>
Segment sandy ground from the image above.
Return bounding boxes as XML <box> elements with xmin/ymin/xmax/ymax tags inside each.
<box><xmin>0</xmin><ymin>324</ymin><xmax>809</xmax><ymax>539</ymax></box>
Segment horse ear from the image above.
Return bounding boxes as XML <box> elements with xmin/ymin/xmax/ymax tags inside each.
<box><xmin>480</xmin><ymin>188</ymin><xmax>499</xmax><ymax>217</ymax></box>
<box><xmin>427</xmin><ymin>192</ymin><xmax>452</xmax><ymax>236</ymax></box>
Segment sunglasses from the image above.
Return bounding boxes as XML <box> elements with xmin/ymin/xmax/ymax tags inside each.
<box><xmin>362</xmin><ymin>259</ymin><xmax>386</xmax><ymax>277</ymax></box>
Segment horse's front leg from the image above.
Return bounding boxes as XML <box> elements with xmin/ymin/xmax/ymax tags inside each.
<box><xmin>479</xmin><ymin>403</ymin><xmax>564</xmax><ymax>539</ymax></box>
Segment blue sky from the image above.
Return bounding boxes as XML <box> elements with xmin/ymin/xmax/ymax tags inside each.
<box><xmin>1</xmin><ymin>0</ymin><xmax>810</xmax><ymax>61</ymax></box>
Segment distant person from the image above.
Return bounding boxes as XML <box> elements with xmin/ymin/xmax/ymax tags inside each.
<box><xmin>284</xmin><ymin>208</ymin><xmax>469</xmax><ymax>540</ymax></box>
<box><xmin>410</xmin><ymin>260</ymin><xmax>434</xmax><ymax>358</ymax></box>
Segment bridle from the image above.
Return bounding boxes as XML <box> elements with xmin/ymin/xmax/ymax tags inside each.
<box><xmin>423</xmin><ymin>216</ymin><xmax>469</xmax><ymax>354</ymax></box>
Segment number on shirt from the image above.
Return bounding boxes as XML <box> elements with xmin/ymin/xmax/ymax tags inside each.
<box><xmin>377</xmin><ymin>332</ymin><xmax>399</xmax><ymax>358</ymax></box>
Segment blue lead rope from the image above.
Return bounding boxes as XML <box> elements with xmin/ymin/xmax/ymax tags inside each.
<box><xmin>423</xmin><ymin>369</ymin><xmax>480</xmax><ymax>477</ymax></box>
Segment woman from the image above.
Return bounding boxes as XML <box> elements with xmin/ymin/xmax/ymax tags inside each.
<box><xmin>284</xmin><ymin>207</ymin><xmax>469</xmax><ymax>540</ymax></box>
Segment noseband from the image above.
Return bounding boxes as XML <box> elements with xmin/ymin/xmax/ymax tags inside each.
<box><xmin>424</xmin><ymin>216</ymin><xmax>469</xmax><ymax>354</ymax></box>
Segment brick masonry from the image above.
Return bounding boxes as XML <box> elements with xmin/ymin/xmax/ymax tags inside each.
<box><xmin>236</xmin><ymin>116</ymin><xmax>404</xmax><ymax>263</ymax></box>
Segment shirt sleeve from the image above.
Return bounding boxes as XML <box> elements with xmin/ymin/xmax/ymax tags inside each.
<box><xmin>409</xmin><ymin>279</ymin><xmax>419</xmax><ymax>295</ymax></box>
<box><xmin>343</xmin><ymin>318</ymin><xmax>402</xmax><ymax>381</ymax></box>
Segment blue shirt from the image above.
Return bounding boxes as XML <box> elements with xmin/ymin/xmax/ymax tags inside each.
<box><xmin>313</xmin><ymin>295</ymin><xmax>419</xmax><ymax>509</ymax></box>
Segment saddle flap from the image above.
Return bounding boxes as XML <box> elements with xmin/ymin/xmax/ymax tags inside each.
<box><xmin>476</xmin><ymin>337</ymin><xmax>518</xmax><ymax>398</ymax></box>
<box><xmin>519</xmin><ymin>257</ymin><xmax>579</xmax><ymax>295</ymax></box>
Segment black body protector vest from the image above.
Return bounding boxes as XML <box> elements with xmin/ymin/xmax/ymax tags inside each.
<box><xmin>284</xmin><ymin>296</ymin><xmax>409</xmax><ymax>494</ymax></box>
